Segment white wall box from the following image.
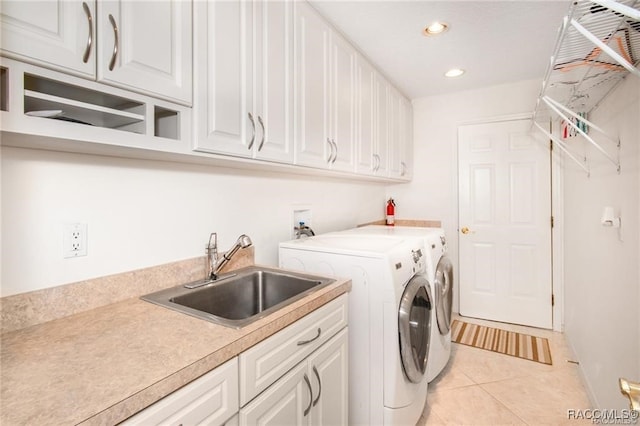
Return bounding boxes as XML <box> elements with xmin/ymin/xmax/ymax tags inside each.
<box><xmin>0</xmin><ymin>58</ymin><xmax>191</xmax><ymax>151</ymax></box>
<box><xmin>122</xmin><ymin>357</ymin><xmax>239</xmax><ymax>426</ymax></box>
<box><xmin>193</xmin><ymin>0</ymin><xmax>294</xmax><ymax>164</ymax></box>
<box><xmin>0</xmin><ymin>0</ymin><xmax>192</xmax><ymax>106</ymax></box>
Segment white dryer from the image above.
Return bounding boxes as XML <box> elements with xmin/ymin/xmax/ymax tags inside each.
<box><xmin>333</xmin><ymin>225</ymin><xmax>454</xmax><ymax>382</ymax></box>
<box><xmin>279</xmin><ymin>234</ymin><xmax>432</xmax><ymax>426</ymax></box>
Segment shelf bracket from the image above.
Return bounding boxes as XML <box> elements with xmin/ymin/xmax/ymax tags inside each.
<box><xmin>542</xmin><ymin>96</ymin><xmax>621</xmax><ymax>173</ymax></box>
<box><xmin>533</xmin><ymin>121</ymin><xmax>590</xmax><ymax>177</ymax></box>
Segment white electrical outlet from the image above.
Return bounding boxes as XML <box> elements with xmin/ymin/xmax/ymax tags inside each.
<box><xmin>63</xmin><ymin>223</ymin><xmax>88</xmax><ymax>258</ymax></box>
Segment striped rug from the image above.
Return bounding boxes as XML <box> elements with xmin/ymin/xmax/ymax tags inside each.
<box><xmin>451</xmin><ymin>319</ymin><xmax>553</xmax><ymax>365</ymax></box>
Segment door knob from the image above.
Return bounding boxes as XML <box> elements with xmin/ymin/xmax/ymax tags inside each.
<box><xmin>619</xmin><ymin>378</ymin><xmax>640</xmax><ymax>410</ymax></box>
<box><xmin>461</xmin><ymin>226</ymin><xmax>470</xmax><ymax>234</ymax></box>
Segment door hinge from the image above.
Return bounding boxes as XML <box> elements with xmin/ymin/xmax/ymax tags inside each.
<box><xmin>551</xmin><ymin>294</ymin><xmax>555</xmax><ymax>306</ymax></box>
<box><xmin>551</xmin><ymin>216</ymin><xmax>554</xmax><ymax>228</ymax></box>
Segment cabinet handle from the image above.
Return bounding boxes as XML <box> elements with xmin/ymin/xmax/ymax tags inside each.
<box><xmin>312</xmin><ymin>366</ymin><xmax>322</xmax><ymax>407</ymax></box>
<box><xmin>330</xmin><ymin>139</ymin><xmax>338</xmax><ymax>164</ymax></box>
<box><xmin>82</xmin><ymin>2</ymin><xmax>93</xmax><ymax>64</ymax></box>
<box><xmin>401</xmin><ymin>161</ymin><xmax>406</xmax><ymax>176</ymax></box>
<box><xmin>326</xmin><ymin>139</ymin><xmax>334</xmax><ymax>164</ymax></box>
<box><xmin>247</xmin><ymin>112</ymin><xmax>256</xmax><ymax>150</ymax></box>
<box><xmin>297</xmin><ymin>328</ymin><xmax>321</xmax><ymax>346</ymax></box>
<box><xmin>257</xmin><ymin>115</ymin><xmax>265</xmax><ymax>151</ymax></box>
<box><xmin>373</xmin><ymin>154</ymin><xmax>380</xmax><ymax>172</ymax></box>
<box><xmin>108</xmin><ymin>14</ymin><xmax>119</xmax><ymax>71</ymax></box>
<box><xmin>303</xmin><ymin>373</ymin><xmax>313</xmax><ymax>416</ymax></box>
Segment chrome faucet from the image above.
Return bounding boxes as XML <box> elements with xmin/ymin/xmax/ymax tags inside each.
<box><xmin>207</xmin><ymin>233</ymin><xmax>253</xmax><ymax>280</ymax></box>
<box><xmin>294</xmin><ymin>222</ymin><xmax>315</xmax><ymax>239</ymax></box>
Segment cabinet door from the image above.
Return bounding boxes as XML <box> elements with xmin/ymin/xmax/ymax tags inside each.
<box><xmin>0</xmin><ymin>0</ymin><xmax>96</xmax><ymax>78</ymax></box>
<box><xmin>373</xmin><ymin>72</ymin><xmax>389</xmax><ymax>176</ymax></box>
<box><xmin>97</xmin><ymin>0</ymin><xmax>192</xmax><ymax>105</ymax></box>
<box><xmin>388</xmin><ymin>87</ymin><xmax>403</xmax><ymax>178</ymax></box>
<box><xmin>329</xmin><ymin>33</ymin><xmax>356</xmax><ymax>172</ymax></box>
<box><xmin>240</xmin><ymin>362</ymin><xmax>310</xmax><ymax>426</ymax></box>
<box><xmin>355</xmin><ymin>56</ymin><xmax>376</xmax><ymax>175</ymax></box>
<box><xmin>253</xmin><ymin>0</ymin><xmax>294</xmax><ymax>163</ymax></box>
<box><xmin>308</xmin><ymin>328</ymin><xmax>349</xmax><ymax>426</ymax></box>
<box><xmin>122</xmin><ymin>357</ymin><xmax>239</xmax><ymax>426</ymax></box>
<box><xmin>294</xmin><ymin>1</ymin><xmax>332</xmax><ymax>169</ymax></box>
<box><xmin>400</xmin><ymin>96</ymin><xmax>413</xmax><ymax>180</ymax></box>
<box><xmin>193</xmin><ymin>0</ymin><xmax>253</xmax><ymax>157</ymax></box>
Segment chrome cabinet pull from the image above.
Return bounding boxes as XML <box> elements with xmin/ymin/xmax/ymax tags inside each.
<box><xmin>247</xmin><ymin>112</ymin><xmax>256</xmax><ymax>150</ymax></box>
<box><xmin>257</xmin><ymin>115</ymin><xmax>265</xmax><ymax>151</ymax></box>
<box><xmin>312</xmin><ymin>366</ymin><xmax>322</xmax><ymax>407</ymax></box>
<box><xmin>330</xmin><ymin>139</ymin><xmax>338</xmax><ymax>164</ymax></box>
<box><xmin>326</xmin><ymin>138</ymin><xmax>334</xmax><ymax>164</ymax></box>
<box><xmin>303</xmin><ymin>373</ymin><xmax>313</xmax><ymax>416</ymax></box>
<box><xmin>108</xmin><ymin>14</ymin><xmax>119</xmax><ymax>71</ymax></box>
<box><xmin>401</xmin><ymin>161</ymin><xmax>406</xmax><ymax>176</ymax></box>
<box><xmin>82</xmin><ymin>2</ymin><xmax>93</xmax><ymax>63</ymax></box>
<box><xmin>373</xmin><ymin>154</ymin><xmax>380</xmax><ymax>172</ymax></box>
<box><xmin>297</xmin><ymin>328</ymin><xmax>321</xmax><ymax>346</ymax></box>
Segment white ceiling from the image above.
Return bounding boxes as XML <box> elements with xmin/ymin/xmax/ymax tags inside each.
<box><xmin>308</xmin><ymin>0</ymin><xmax>571</xmax><ymax>99</ymax></box>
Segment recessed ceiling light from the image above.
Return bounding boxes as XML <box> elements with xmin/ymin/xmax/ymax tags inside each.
<box><xmin>445</xmin><ymin>68</ymin><xmax>465</xmax><ymax>78</ymax></box>
<box><xmin>423</xmin><ymin>21</ymin><xmax>449</xmax><ymax>36</ymax></box>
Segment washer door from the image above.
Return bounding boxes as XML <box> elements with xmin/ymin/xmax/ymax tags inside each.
<box><xmin>398</xmin><ymin>275</ymin><xmax>432</xmax><ymax>383</ymax></box>
<box><xmin>435</xmin><ymin>255</ymin><xmax>454</xmax><ymax>335</ymax></box>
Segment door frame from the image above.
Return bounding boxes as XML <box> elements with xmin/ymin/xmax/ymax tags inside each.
<box><xmin>456</xmin><ymin>112</ymin><xmax>564</xmax><ymax>332</ymax></box>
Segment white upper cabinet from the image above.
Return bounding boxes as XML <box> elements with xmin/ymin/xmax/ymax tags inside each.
<box><xmin>373</xmin><ymin>71</ymin><xmax>389</xmax><ymax>176</ymax></box>
<box><xmin>329</xmin><ymin>32</ymin><xmax>356</xmax><ymax>172</ymax></box>
<box><xmin>355</xmin><ymin>55</ymin><xmax>376</xmax><ymax>175</ymax></box>
<box><xmin>294</xmin><ymin>1</ymin><xmax>331</xmax><ymax>168</ymax></box>
<box><xmin>0</xmin><ymin>1</ymin><xmax>96</xmax><ymax>78</ymax></box>
<box><xmin>0</xmin><ymin>0</ymin><xmax>192</xmax><ymax>105</ymax></box>
<box><xmin>389</xmin><ymin>86</ymin><xmax>413</xmax><ymax>180</ymax></box>
<box><xmin>97</xmin><ymin>1</ymin><xmax>192</xmax><ymax>105</ymax></box>
<box><xmin>294</xmin><ymin>2</ymin><xmax>355</xmax><ymax>172</ymax></box>
<box><xmin>194</xmin><ymin>0</ymin><xmax>293</xmax><ymax>163</ymax></box>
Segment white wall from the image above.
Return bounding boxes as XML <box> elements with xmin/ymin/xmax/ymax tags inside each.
<box><xmin>387</xmin><ymin>78</ymin><xmax>542</xmax><ymax>313</ymax></box>
<box><xmin>1</xmin><ymin>147</ymin><xmax>385</xmax><ymax>297</ymax></box>
<box><xmin>562</xmin><ymin>76</ymin><xmax>640</xmax><ymax>409</ymax></box>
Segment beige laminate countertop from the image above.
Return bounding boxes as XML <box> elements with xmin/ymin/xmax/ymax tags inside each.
<box><xmin>0</xmin><ymin>276</ymin><xmax>351</xmax><ymax>426</ymax></box>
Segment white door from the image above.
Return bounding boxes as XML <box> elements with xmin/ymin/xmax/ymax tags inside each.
<box><xmin>253</xmin><ymin>0</ymin><xmax>294</xmax><ymax>163</ymax></box>
<box><xmin>0</xmin><ymin>0</ymin><xmax>96</xmax><ymax>77</ymax></box>
<box><xmin>240</xmin><ymin>362</ymin><xmax>310</xmax><ymax>425</ymax></box>
<box><xmin>373</xmin><ymin>72</ymin><xmax>389</xmax><ymax>176</ymax></box>
<box><xmin>193</xmin><ymin>0</ymin><xmax>252</xmax><ymax>156</ymax></box>
<box><xmin>458</xmin><ymin>118</ymin><xmax>552</xmax><ymax>329</ymax></box>
<box><xmin>294</xmin><ymin>1</ymin><xmax>332</xmax><ymax>169</ymax></box>
<box><xmin>329</xmin><ymin>32</ymin><xmax>356</xmax><ymax>172</ymax></box>
<box><xmin>308</xmin><ymin>329</ymin><xmax>349</xmax><ymax>426</ymax></box>
<box><xmin>97</xmin><ymin>0</ymin><xmax>192</xmax><ymax>105</ymax></box>
<box><xmin>355</xmin><ymin>55</ymin><xmax>376</xmax><ymax>175</ymax></box>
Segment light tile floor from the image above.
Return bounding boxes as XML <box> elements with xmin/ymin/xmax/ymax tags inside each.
<box><xmin>417</xmin><ymin>314</ymin><xmax>592</xmax><ymax>425</ymax></box>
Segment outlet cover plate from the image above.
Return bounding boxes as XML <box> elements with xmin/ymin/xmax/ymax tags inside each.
<box><xmin>63</xmin><ymin>223</ymin><xmax>88</xmax><ymax>258</ymax></box>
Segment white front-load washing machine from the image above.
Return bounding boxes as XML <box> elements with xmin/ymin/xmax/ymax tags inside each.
<box><xmin>279</xmin><ymin>234</ymin><xmax>432</xmax><ymax>425</ymax></box>
<box><xmin>331</xmin><ymin>225</ymin><xmax>454</xmax><ymax>382</ymax></box>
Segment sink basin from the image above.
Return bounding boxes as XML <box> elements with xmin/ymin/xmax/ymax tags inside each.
<box><xmin>141</xmin><ymin>266</ymin><xmax>335</xmax><ymax>328</ymax></box>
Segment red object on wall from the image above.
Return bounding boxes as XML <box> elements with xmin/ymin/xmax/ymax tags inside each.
<box><xmin>386</xmin><ymin>198</ymin><xmax>395</xmax><ymax>226</ymax></box>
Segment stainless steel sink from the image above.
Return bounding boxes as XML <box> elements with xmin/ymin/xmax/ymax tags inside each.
<box><xmin>141</xmin><ymin>266</ymin><xmax>335</xmax><ymax>328</ymax></box>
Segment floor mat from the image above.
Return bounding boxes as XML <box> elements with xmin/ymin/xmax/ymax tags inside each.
<box><xmin>451</xmin><ymin>319</ymin><xmax>553</xmax><ymax>365</ymax></box>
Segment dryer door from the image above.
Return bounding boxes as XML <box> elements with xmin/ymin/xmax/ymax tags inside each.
<box><xmin>398</xmin><ymin>275</ymin><xmax>432</xmax><ymax>383</ymax></box>
<box><xmin>435</xmin><ymin>255</ymin><xmax>454</xmax><ymax>335</ymax></box>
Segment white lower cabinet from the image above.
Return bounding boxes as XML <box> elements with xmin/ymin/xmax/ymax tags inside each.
<box><xmin>122</xmin><ymin>294</ymin><xmax>348</xmax><ymax>426</ymax></box>
<box><xmin>240</xmin><ymin>328</ymin><xmax>348</xmax><ymax>426</ymax></box>
<box><xmin>122</xmin><ymin>357</ymin><xmax>239</xmax><ymax>426</ymax></box>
